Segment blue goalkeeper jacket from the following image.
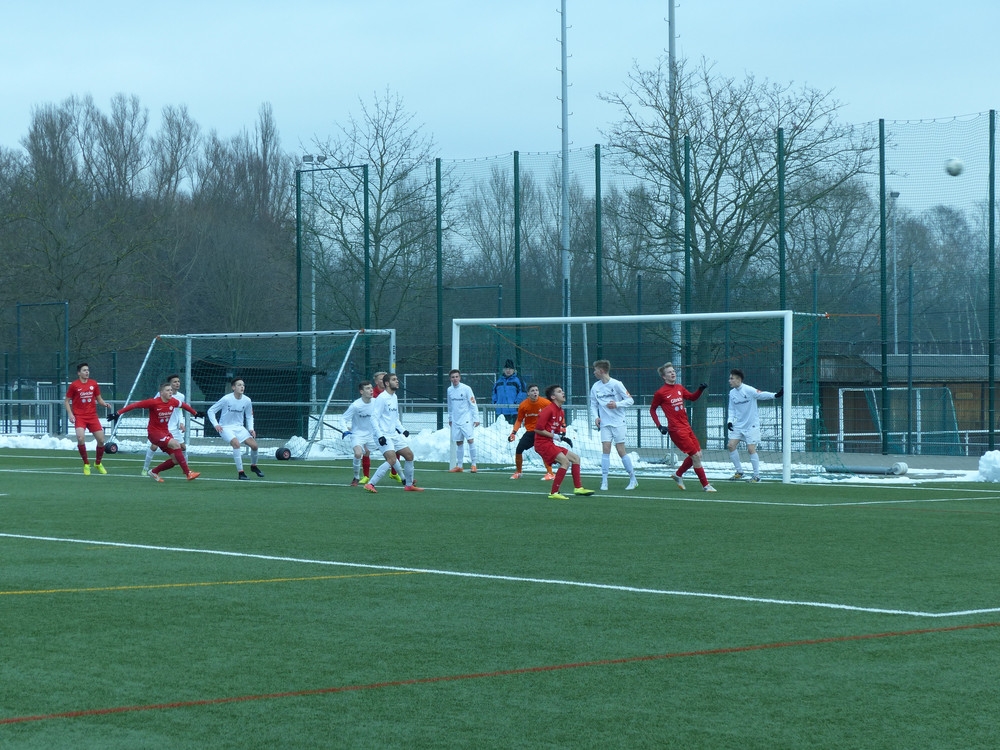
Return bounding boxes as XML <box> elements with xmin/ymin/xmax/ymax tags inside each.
<box><xmin>492</xmin><ymin>373</ymin><xmax>527</xmax><ymax>417</ymax></box>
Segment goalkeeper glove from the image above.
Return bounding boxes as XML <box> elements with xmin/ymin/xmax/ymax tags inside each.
<box><xmin>402</xmin><ymin>430</ymin><xmax>409</xmax><ymax>438</ymax></box>
<box><xmin>194</xmin><ymin>410</ymin><xmax>206</xmax><ymax>418</ymax></box>
<box><xmin>727</xmin><ymin>422</ymin><xmax>734</xmax><ymax>432</ymax></box>
<box><xmin>658</xmin><ymin>425</ymin><xmax>668</xmax><ymax>435</ymax></box>
<box><xmin>697</xmin><ymin>383</ymin><xmax>708</xmax><ymax>392</ymax></box>
<box><xmin>378</xmin><ymin>436</ymin><xmax>387</xmax><ymax>447</ymax></box>
<box><xmin>774</xmin><ymin>388</ymin><xmax>784</xmax><ymax>399</ymax></box>
<box><xmin>342</xmin><ymin>430</ymin><xmax>352</xmax><ymax>439</ymax></box>
<box><xmin>107</xmin><ymin>411</ymin><xmax>121</xmax><ymax>423</ymax></box>
<box><xmin>558</xmin><ymin>433</ymin><xmax>573</xmax><ymax>447</ymax></box>
<box><xmin>508</xmin><ymin>433</ymin><xmax>517</xmax><ymax>442</ymax></box>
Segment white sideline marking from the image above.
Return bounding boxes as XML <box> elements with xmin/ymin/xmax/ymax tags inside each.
<box><xmin>2</xmin><ymin>532</ymin><xmax>997</xmax><ymax>619</ymax></box>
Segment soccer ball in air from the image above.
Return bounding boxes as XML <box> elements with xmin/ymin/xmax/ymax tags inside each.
<box><xmin>945</xmin><ymin>158</ymin><xmax>963</xmax><ymax>177</ymax></box>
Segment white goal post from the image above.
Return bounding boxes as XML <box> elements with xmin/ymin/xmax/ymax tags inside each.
<box><xmin>452</xmin><ymin>312</ymin><xmax>794</xmax><ymax>483</ymax></box>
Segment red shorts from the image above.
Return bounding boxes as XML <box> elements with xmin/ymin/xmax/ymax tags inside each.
<box><xmin>669</xmin><ymin>426</ymin><xmax>702</xmax><ymax>456</ymax></box>
<box><xmin>148</xmin><ymin>430</ymin><xmax>175</xmax><ymax>452</ymax></box>
<box><xmin>535</xmin><ymin>441</ymin><xmax>567</xmax><ymax>467</ymax></box>
<box><xmin>74</xmin><ymin>416</ymin><xmax>104</xmax><ymax>435</ymax></box>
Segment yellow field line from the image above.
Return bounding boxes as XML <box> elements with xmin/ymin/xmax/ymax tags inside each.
<box><xmin>1</xmin><ymin>571</ymin><xmax>419</xmax><ymax>596</ymax></box>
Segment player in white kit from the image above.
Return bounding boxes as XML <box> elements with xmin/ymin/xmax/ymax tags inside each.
<box><xmin>342</xmin><ymin>380</ymin><xmax>380</xmax><ymax>486</ymax></box>
<box><xmin>446</xmin><ymin>369</ymin><xmax>481</xmax><ymax>473</ymax></box>
<box><xmin>726</xmin><ymin>368</ymin><xmax>782</xmax><ymax>482</ymax></box>
<box><xmin>589</xmin><ymin>359</ymin><xmax>638</xmax><ymax>491</ymax></box>
<box><xmin>208</xmin><ymin>377</ymin><xmax>263</xmax><ymax>480</ymax></box>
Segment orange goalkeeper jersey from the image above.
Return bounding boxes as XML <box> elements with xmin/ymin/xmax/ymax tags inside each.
<box><xmin>512</xmin><ymin>396</ymin><xmax>552</xmax><ymax>432</ymax></box>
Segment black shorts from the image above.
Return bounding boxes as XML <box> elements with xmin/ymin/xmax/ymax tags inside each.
<box><xmin>515</xmin><ymin>431</ymin><xmax>537</xmax><ymax>454</ymax></box>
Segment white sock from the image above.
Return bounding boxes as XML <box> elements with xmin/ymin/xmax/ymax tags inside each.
<box><xmin>469</xmin><ymin>441</ymin><xmax>477</xmax><ymax>464</ymax></box>
<box><xmin>250</xmin><ymin>448</ymin><xmax>258</xmax><ymax>465</ymax></box>
<box><xmin>142</xmin><ymin>446</ymin><xmax>155</xmax><ymax>472</ymax></box>
<box><xmin>730</xmin><ymin>451</ymin><xmax>743</xmax><ymax>472</ymax></box>
<box><xmin>456</xmin><ymin>443</ymin><xmax>464</xmax><ymax>466</ymax></box>
<box><xmin>404</xmin><ymin>461</ymin><xmax>415</xmax><ymax>485</ymax></box>
<box><xmin>601</xmin><ymin>453</ymin><xmax>610</xmax><ymax>480</ymax></box>
<box><xmin>352</xmin><ymin>457</ymin><xmax>361</xmax><ymax>478</ymax></box>
<box><xmin>750</xmin><ymin>453</ymin><xmax>760</xmax><ymax>476</ymax></box>
<box><xmin>622</xmin><ymin>454</ymin><xmax>635</xmax><ymax>479</ymax></box>
<box><xmin>371</xmin><ymin>461</ymin><xmax>392</xmax><ymax>485</ymax></box>
<box><xmin>233</xmin><ymin>447</ymin><xmax>244</xmax><ymax>472</ymax></box>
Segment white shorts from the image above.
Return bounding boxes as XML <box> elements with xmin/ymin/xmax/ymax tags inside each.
<box><xmin>387</xmin><ymin>434</ymin><xmax>410</xmax><ymax>454</ymax></box>
<box><xmin>450</xmin><ymin>421</ymin><xmax>475</xmax><ymax>442</ymax></box>
<box><xmin>729</xmin><ymin>425</ymin><xmax>762</xmax><ymax>447</ymax></box>
<box><xmin>352</xmin><ymin>433</ymin><xmax>380</xmax><ymax>455</ymax></box>
<box><xmin>600</xmin><ymin>423</ymin><xmax>627</xmax><ymax>445</ymax></box>
<box><xmin>220</xmin><ymin>425</ymin><xmax>252</xmax><ymax>444</ymax></box>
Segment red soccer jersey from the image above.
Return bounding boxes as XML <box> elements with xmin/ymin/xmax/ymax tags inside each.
<box><xmin>121</xmin><ymin>397</ymin><xmax>194</xmax><ymax>436</ymax></box>
<box><xmin>649</xmin><ymin>383</ymin><xmax>702</xmax><ymax>431</ymax></box>
<box><xmin>534</xmin><ymin>402</ymin><xmax>566</xmax><ymax>450</ymax></box>
<box><xmin>66</xmin><ymin>379</ymin><xmax>102</xmax><ymax>419</ymax></box>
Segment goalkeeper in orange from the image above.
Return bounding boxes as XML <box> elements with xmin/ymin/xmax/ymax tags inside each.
<box><xmin>508</xmin><ymin>384</ymin><xmax>555</xmax><ymax>480</ymax></box>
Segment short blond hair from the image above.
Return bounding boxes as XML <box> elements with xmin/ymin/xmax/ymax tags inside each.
<box><xmin>657</xmin><ymin>362</ymin><xmax>675</xmax><ymax>379</ymax></box>
<box><xmin>592</xmin><ymin>359</ymin><xmax>611</xmax><ymax>373</ymax></box>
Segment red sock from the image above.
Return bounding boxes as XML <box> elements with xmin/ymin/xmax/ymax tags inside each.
<box><xmin>96</xmin><ymin>445</ymin><xmax>105</xmax><ymax>464</ymax></box>
<box><xmin>571</xmin><ymin>463</ymin><xmax>582</xmax><ymax>487</ymax></box>
<box><xmin>171</xmin><ymin>448</ymin><xmax>190</xmax><ymax>474</ymax></box>
<box><xmin>77</xmin><ymin>444</ymin><xmax>88</xmax><ymax>463</ymax></box>
<box><xmin>695</xmin><ymin>466</ymin><xmax>709</xmax><ymax>487</ymax></box>
<box><xmin>362</xmin><ymin>454</ymin><xmax>371</xmax><ymax>476</ymax></box>
<box><xmin>678</xmin><ymin>456</ymin><xmax>693</xmax><ymax>476</ymax></box>
<box><xmin>153</xmin><ymin>458</ymin><xmax>176</xmax><ymax>474</ymax></box>
<box><xmin>552</xmin><ymin>466</ymin><xmax>568</xmax><ymax>493</ymax></box>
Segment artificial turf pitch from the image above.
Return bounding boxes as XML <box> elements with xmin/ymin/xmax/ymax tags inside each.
<box><xmin>2</xmin><ymin>449</ymin><xmax>999</xmax><ymax>748</ymax></box>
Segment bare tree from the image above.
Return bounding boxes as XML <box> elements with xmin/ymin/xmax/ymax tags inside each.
<box><xmin>310</xmin><ymin>90</ymin><xmax>441</xmax><ymax>329</ymax></box>
<box><xmin>604</xmin><ymin>59</ymin><xmax>877</xmax><ymax>309</ymax></box>
<box><xmin>151</xmin><ymin>104</ymin><xmax>201</xmax><ymax>202</ymax></box>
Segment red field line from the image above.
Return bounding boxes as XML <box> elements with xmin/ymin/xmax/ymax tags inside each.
<box><xmin>3</xmin><ymin>621</ymin><xmax>997</xmax><ymax>725</ymax></box>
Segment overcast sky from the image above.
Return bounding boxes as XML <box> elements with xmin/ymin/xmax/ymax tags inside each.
<box><xmin>2</xmin><ymin>1</ymin><xmax>996</xmax><ymax>160</ymax></box>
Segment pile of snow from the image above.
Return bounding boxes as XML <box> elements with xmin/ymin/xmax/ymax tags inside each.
<box><xmin>978</xmin><ymin>451</ymin><xmax>1000</xmax><ymax>482</ymax></box>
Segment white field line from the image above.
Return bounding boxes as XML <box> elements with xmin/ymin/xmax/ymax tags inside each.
<box><xmin>2</xmin><ymin>532</ymin><xmax>997</xmax><ymax>619</ymax></box>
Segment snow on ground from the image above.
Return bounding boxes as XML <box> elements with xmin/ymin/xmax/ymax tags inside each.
<box><xmin>0</xmin><ymin>419</ymin><xmax>988</xmax><ymax>485</ymax></box>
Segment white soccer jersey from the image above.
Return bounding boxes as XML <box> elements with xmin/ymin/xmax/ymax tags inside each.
<box><xmin>589</xmin><ymin>377</ymin><xmax>634</xmax><ymax>428</ymax></box>
<box><xmin>728</xmin><ymin>383</ymin><xmax>776</xmax><ymax>432</ymax></box>
<box><xmin>447</xmin><ymin>383</ymin><xmax>480</xmax><ymax>425</ymax></box>
<box><xmin>372</xmin><ymin>390</ymin><xmax>403</xmax><ymax>441</ymax></box>
<box><xmin>166</xmin><ymin>390</ymin><xmax>186</xmax><ymax>434</ymax></box>
<box><xmin>208</xmin><ymin>392</ymin><xmax>255</xmax><ymax>432</ymax></box>
<box><xmin>343</xmin><ymin>397</ymin><xmax>376</xmax><ymax>438</ymax></box>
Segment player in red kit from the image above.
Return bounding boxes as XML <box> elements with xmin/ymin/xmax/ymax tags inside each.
<box><xmin>649</xmin><ymin>362</ymin><xmax>716</xmax><ymax>492</ymax></box>
<box><xmin>533</xmin><ymin>385</ymin><xmax>595</xmax><ymax>500</ymax></box>
<box><xmin>109</xmin><ymin>382</ymin><xmax>202</xmax><ymax>482</ymax></box>
<box><xmin>64</xmin><ymin>362</ymin><xmax>112</xmax><ymax>475</ymax></box>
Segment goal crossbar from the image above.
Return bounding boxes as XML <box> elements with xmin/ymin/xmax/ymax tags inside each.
<box><xmin>452</xmin><ymin>312</ymin><xmax>794</xmax><ymax>483</ymax></box>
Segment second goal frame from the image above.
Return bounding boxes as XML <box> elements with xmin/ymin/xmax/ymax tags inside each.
<box><xmin>452</xmin><ymin>311</ymin><xmax>794</xmax><ymax>483</ymax></box>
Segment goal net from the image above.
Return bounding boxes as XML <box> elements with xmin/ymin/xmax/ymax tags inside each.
<box><xmin>107</xmin><ymin>329</ymin><xmax>394</xmax><ymax>457</ymax></box>
<box><xmin>451</xmin><ymin>312</ymin><xmax>804</xmax><ymax>483</ymax></box>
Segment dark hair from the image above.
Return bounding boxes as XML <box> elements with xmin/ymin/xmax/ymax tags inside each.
<box><xmin>358</xmin><ymin>380</ymin><xmax>371</xmax><ymax>390</ymax></box>
<box><xmin>527</xmin><ymin>383</ymin><xmax>539</xmax><ymax>391</ymax></box>
<box><xmin>449</xmin><ymin>368</ymin><xmax>461</xmax><ymax>376</ymax></box>
<box><xmin>730</xmin><ymin>368</ymin><xmax>745</xmax><ymax>381</ymax></box>
<box><xmin>544</xmin><ymin>384</ymin><xmax>561</xmax><ymax>400</ymax></box>
<box><xmin>166</xmin><ymin>373</ymin><xmax>180</xmax><ymax>382</ymax></box>
<box><xmin>231</xmin><ymin>377</ymin><xmax>244</xmax><ymax>386</ymax></box>
<box><xmin>383</xmin><ymin>373</ymin><xmax>393</xmax><ymax>387</ymax></box>
<box><xmin>76</xmin><ymin>362</ymin><xmax>89</xmax><ymax>372</ymax></box>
